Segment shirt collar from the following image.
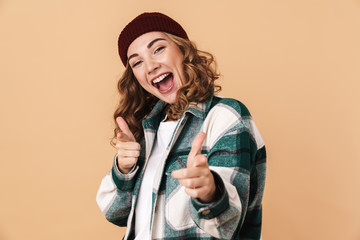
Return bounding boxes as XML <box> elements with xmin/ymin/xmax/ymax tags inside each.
<box><xmin>144</xmin><ymin>95</ymin><xmax>214</xmax><ymax>126</ymax></box>
<box><xmin>185</xmin><ymin>95</ymin><xmax>214</xmax><ymax>120</ymax></box>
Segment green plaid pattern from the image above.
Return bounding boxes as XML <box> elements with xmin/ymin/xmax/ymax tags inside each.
<box><xmin>96</xmin><ymin>96</ymin><xmax>266</xmax><ymax>239</ymax></box>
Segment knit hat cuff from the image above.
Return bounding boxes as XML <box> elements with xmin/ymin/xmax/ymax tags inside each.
<box><xmin>118</xmin><ymin>12</ymin><xmax>188</xmax><ymax>66</ymax></box>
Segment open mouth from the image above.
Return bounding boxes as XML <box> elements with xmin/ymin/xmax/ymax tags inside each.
<box><xmin>152</xmin><ymin>73</ymin><xmax>174</xmax><ymax>93</ymax></box>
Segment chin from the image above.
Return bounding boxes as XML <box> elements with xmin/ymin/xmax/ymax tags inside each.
<box><xmin>158</xmin><ymin>92</ymin><xmax>178</xmax><ymax>104</ymax></box>
<box><xmin>163</xmin><ymin>99</ymin><xmax>176</xmax><ymax>104</ymax></box>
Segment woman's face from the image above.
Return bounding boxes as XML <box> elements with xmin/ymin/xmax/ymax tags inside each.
<box><xmin>127</xmin><ymin>31</ymin><xmax>185</xmax><ymax>104</ymax></box>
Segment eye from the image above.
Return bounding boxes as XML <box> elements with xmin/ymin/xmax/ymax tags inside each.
<box><xmin>132</xmin><ymin>60</ymin><xmax>142</xmax><ymax>68</ymax></box>
<box><xmin>154</xmin><ymin>46</ymin><xmax>165</xmax><ymax>54</ymax></box>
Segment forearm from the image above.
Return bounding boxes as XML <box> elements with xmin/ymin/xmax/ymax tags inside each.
<box><xmin>96</xmin><ymin>155</ymin><xmax>139</xmax><ymax>226</ymax></box>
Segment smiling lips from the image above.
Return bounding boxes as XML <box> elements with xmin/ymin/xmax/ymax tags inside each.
<box><xmin>151</xmin><ymin>73</ymin><xmax>174</xmax><ymax>93</ymax></box>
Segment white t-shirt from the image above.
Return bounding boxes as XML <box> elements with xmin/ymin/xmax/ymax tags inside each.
<box><xmin>135</xmin><ymin>119</ymin><xmax>178</xmax><ymax>240</ymax></box>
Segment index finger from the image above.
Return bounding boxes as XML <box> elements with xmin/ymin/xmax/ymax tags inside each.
<box><xmin>188</xmin><ymin>132</ymin><xmax>206</xmax><ymax>166</ymax></box>
<box><xmin>116</xmin><ymin>117</ymin><xmax>135</xmax><ymax>141</ymax></box>
<box><xmin>116</xmin><ymin>132</ymin><xmax>133</xmax><ymax>142</ymax></box>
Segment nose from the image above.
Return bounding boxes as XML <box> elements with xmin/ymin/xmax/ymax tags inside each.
<box><xmin>146</xmin><ymin>58</ymin><xmax>160</xmax><ymax>75</ymax></box>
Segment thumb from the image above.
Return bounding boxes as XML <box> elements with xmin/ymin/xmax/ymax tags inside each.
<box><xmin>116</xmin><ymin>117</ymin><xmax>135</xmax><ymax>141</ymax></box>
<box><xmin>188</xmin><ymin>132</ymin><xmax>206</xmax><ymax>167</ymax></box>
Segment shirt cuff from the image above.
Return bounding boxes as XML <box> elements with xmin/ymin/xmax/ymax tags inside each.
<box><xmin>111</xmin><ymin>154</ymin><xmax>139</xmax><ymax>191</ymax></box>
<box><xmin>190</xmin><ymin>170</ymin><xmax>229</xmax><ymax>220</ymax></box>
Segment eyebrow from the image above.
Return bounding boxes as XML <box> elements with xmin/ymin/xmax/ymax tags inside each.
<box><xmin>147</xmin><ymin>38</ymin><xmax>166</xmax><ymax>49</ymax></box>
<box><xmin>127</xmin><ymin>38</ymin><xmax>166</xmax><ymax>63</ymax></box>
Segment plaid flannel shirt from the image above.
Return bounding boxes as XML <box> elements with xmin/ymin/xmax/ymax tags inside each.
<box><xmin>96</xmin><ymin>96</ymin><xmax>266</xmax><ymax>239</ymax></box>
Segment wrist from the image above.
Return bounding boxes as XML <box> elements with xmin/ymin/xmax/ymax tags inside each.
<box><xmin>116</xmin><ymin>156</ymin><xmax>132</xmax><ymax>174</ymax></box>
<box><xmin>199</xmin><ymin>173</ymin><xmax>220</xmax><ymax>203</ymax></box>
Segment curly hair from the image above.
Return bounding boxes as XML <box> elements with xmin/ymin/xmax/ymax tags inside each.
<box><xmin>112</xmin><ymin>33</ymin><xmax>221</xmax><ymax>144</ymax></box>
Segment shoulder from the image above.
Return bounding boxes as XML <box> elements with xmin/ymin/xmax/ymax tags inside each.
<box><xmin>201</xmin><ymin>96</ymin><xmax>257</xmax><ymax>148</ymax></box>
<box><xmin>207</xmin><ymin>96</ymin><xmax>252</xmax><ymax>119</ymax></box>
<box><xmin>201</xmin><ymin>96</ymin><xmax>265</xmax><ymax>151</ymax></box>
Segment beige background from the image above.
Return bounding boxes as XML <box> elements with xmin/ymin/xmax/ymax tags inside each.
<box><xmin>1</xmin><ymin>0</ymin><xmax>359</xmax><ymax>239</ymax></box>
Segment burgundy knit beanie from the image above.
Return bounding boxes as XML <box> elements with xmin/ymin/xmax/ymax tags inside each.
<box><xmin>118</xmin><ymin>12</ymin><xmax>189</xmax><ymax>66</ymax></box>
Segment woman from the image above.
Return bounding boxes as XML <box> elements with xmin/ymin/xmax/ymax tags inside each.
<box><xmin>96</xmin><ymin>12</ymin><xmax>266</xmax><ymax>240</ymax></box>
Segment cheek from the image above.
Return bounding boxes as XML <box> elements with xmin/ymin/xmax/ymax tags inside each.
<box><xmin>136</xmin><ymin>79</ymin><xmax>147</xmax><ymax>89</ymax></box>
<box><xmin>167</xmin><ymin>53</ymin><xmax>184</xmax><ymax>72</ymax></box>
<box><xmin>175</xmin><ymin>58</ymin><xmax>185</xmax><ymax>79</ymax></box>
<box><xmin>132</xmin><ymin>71</ymin><xmax>146</xmax><ymax>85</ymax></box>
<box><xmin>173</xmin><ymin>53</ymin><xmax>185</xmax><ymax>73</ymax></box>
<box><xmin>134</xmin><ymin>75</ymin><xmax>153</xmax><ymax>93</ymax></box>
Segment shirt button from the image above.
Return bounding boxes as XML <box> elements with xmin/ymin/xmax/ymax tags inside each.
<box><xmin>202</xmin><ymin>209</ymin><xmax>211</xmax><ymax>215</ymax></box>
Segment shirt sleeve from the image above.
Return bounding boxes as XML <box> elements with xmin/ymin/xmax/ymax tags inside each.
<box><xmin>189</xmin><ymin>101</ymin><xmax>266</xmax><ymax>239</ymax></box>
<box><xmin>96</xmin><ymin>154</ymin><xmax>139</xmax><ymax>227</ymax></box>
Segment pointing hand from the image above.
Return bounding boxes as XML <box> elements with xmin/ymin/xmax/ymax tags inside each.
<box><xmin>171</xmin><ymin>132</ymin><xmax>217</xmax><ymax>203</ymax></box>
<box><xmin>114</xmin><ymin>117</ymin><xmax>140</xmax><ymax>174</ymax></box>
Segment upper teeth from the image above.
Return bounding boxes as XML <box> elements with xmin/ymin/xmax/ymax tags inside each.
<box><xmin>153</xmin><ymin>73</ymin><xmax>170</xmax><ymax>83</ymax></box>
